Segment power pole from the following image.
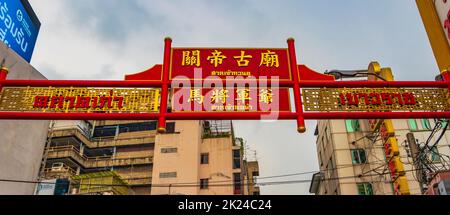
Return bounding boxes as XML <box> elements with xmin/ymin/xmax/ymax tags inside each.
<box><xmin>406</xmin><ymin>133</ymin><xmax>426</xmax><ymax>194</ymax></box>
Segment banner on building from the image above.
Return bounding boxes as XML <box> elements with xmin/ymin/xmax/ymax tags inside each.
<box><xmin>0</xmin><ymin>0</ymin><xmax>41</xmax><ymax>62</ymax></box>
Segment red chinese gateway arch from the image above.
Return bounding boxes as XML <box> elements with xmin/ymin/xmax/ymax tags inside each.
<box><xmin>0</xmin><ymin>38</ymin><xmax>449</xmax><ymax>133</ymax></box>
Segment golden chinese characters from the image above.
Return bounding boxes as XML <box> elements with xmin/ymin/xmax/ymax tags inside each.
<box><xmin>211</xmin><ymin>89</ymin><xmax>229</xmax><ymax>104</ymax></box>
<box><xmin>259</xmin><ymin>89</ymin><xmax>273</xmax><ymax>104</ymax></box>
<box><xmin>207</xmin><ymin>50</ymin><xmax>227</xmax><ymax>67</ymax></box>
<box><xmin>233</xmin><ymin>51</ymin><xmax>253</xmax><ymax>67</ymax></box>
<box><xmin>260</xmin><ymin>50</ymin><xmax>279</xmax><ymax>68</ymax></box>
<box><xmin>182</xmin><ymin>50</ymin><xmax>201</xmax><ymax>67</ymax></box>
<box><xmin>188</xmin><ymin>89</ymin><xmax>204</xmax><ymax>104</ymax></box>
<box><xmin>236</xmin><ymin>89</ymin><xmax>252</xmax><ymax>103</ymax></box>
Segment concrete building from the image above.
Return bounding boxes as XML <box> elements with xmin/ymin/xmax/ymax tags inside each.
<box><xmin>0</xmin><ymin>42</ymin><xmax>50</xmax><ymax>195</ymax></box>
<box><xmin>41</xmin><ymin>119</ymin><xmax>258</xmax><ymax>195</ymax></box>
<box><xmin>244</xmin><ymin>161</ymin><xmax>260</xmax><ymax>195</ymax></box>
<box><xmin>312</xmin><ymin>118</ymin><xmax>450</xmax><ymax>195</ymax></box>
<box><xmin>424</xmin><ymin>171</ymin><xmax>450</xmax><ymax>195</ymax></box>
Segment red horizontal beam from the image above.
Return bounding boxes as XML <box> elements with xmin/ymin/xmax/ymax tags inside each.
<box><xmin>299</xmin><ymin>81</ymin><xmax>449</xmax><ymax>88</ymax></box>
<box><xmin>0</xmin><ymin>111</ymin><xmax>449</xmax><ymax>120</ymax></box>
<box><xmin>303</xmin><ymin>112</ymin><xmax>450</xmax><ymax>119</ymax></box>
<box><xmin>0</xmin><ymin>80</ymin><xmax>163</xmax><ymax>87</ymax></box>
<box><xmin>0</xmin><ymin>80</ymin><xmax>448</xmax><ymax>88</ymax></box>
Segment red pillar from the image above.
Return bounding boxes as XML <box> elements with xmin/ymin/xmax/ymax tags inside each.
<box><xmin>441</xmin><ymin>69</ymin><xmax>450</xmax><ymax>107</ymax></box>
<box><xmin>287</xmin><ymin>38</ymin><xmax>306</xmax><ymax>133</ymax></box>
<box><xmin>0</xmin><ymin>66</ymin><xmax>8</xmax><ymax>92</ymax></box>
<box><xmin>157</xmin><ymin>37</ymin><xmax>172</xmax><ymax>133</ymax></box>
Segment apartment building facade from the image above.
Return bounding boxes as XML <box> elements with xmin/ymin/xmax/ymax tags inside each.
<box><xmin>313</xmin><ymin>118</ymin><xmax>450</xmax><ymax>195</ymax></box>
<box><xmin>40</xmin><ymin>120</ymin><xmax>258</xmax><ymax>195</ymax></box>
<box><xmin>244</xmin><ymin>161</ymin><xmax>260</xmax><ymax>195</ymax></box>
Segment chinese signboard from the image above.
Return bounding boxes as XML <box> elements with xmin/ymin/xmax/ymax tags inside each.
<box><xmin>0</xmin><ymin>38</ymin><xmax>449</xmax><ymax>134</ymax></box>
<box><xmin>435</xmin><ymin>0</ymin><xmax>450</xmax><ymax>46</ymax></box>
<box><xmin>0</xmin><ymin>0</ymin><xmax>40</xmax><ymax>62</ymax></box>
<box><xmin>302</xmin><ymin>88</ymin><xmax>450</xmax><ymax>112</ymax></box>
<box><xmin>169</xmin><ymin>48</ymin><xmax>292</xmax><ymax>80</ymax></box>
<box><xmin>0</xmin><ymin>87</ymin><xmax>160</xmax><ymax>113</ymax></box>
<box><xmin>379</xmin><ymin>120</ymin><xmax>410</xmax><ymax>195</ymax></box>
<box><xmin>172</xmin><ymin>87</ymin><xmax>291</xmax><ymax>112</ymax></box>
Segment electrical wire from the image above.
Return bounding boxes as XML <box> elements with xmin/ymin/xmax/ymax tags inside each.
<box><xmin>0</xmin><ymin>165</ymin><xmax>435</xmax><ymax>189</ymax></box>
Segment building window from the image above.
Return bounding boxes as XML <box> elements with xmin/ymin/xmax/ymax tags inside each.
<box><xmin>201</xmin><ymin>153</ymin><xmax>209</xmax><ymax>164</ymax></box>
<box><xmin>351</xmin><ymin>149</ymin><xmax>367</xmax><ymax>164</ymax></box>
<box><xmin>166</xmin><ymin>122</ymin><xmax>176</xmax><ymax>133</ymax></box>
<box><xmin>408</xmin><ymin>119</ymin><xmax>418</xmax><ymax>131</ymax></box>
<box><xmin>357</xmin><ymin>183</ymin><xmax>373</xmax><ymax>195</ymax></box>
<box><xmin>233</xmin><ymin>173</ymin><xmax>242</xmax><ymax>194</ymax></box>
<box><xmin>430</xmin><ymin>147</ymin><xmax>440</xmax><ymax>163</ymax></box>
<box><xmin>252</xmin><ymin>171</ymin><xmax>259</xmax><ymax>177</ymax></box>
<box><xmin>93</xmin><ymin>126</ymin><xmax>117</xmax><ymax>138</ymax></box>
<box><xmin>118</xmin><ymin>121</ymin><xmax>157</xmax><ymax>133</ymax></box>
<box><xmin>345</xmin><ymin>120</ymin><xmax>360</xmax><ymax>132</ymax></box>
<box><xmin>233</xmin><ymin>149</ymin><xmax>241</xmax><ymax>169</ymax></box>
<box><xmin>159</xmin><ymin>172</ymin><xmax>177</xmax><ymax>178</ymax></box>
<box><xmin>421</xmin><ymin>119</ymin><xmax>431</xmax><ymax>130</ymax></box>
<box><xmin>161</xmin><ymin>147</ymin><xmax>177</xmax><ymax>153</ymax></box>
<box><xmin>200</xmin><ymin>179</ymin><xmax>209</xmax><ymax>189</ymax></box>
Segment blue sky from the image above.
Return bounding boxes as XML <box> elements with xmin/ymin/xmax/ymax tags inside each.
<box><xmin>28</xmin><ymin>0</ymin><xmax>439</xmax><ymax>194</ymax></box>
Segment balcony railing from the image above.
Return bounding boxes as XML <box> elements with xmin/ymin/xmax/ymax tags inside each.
<box><xmin>43</xmin><ymin>166</ymin><xmax>77</xmax><ymax>178</ymax></box>
<box><xmin>122</xmin><ymin>177</ymin><xmax>152</xmax><ymax>185</ymax></box>
<box><xmin>51</xmin><ymin>128</ymin><xmax>155</xmax><ymax>148</ymax></box>
<box><xmin>47</xmin><ymin>146</ymin><xmax>153</xmax><ymax>168</ymax></box>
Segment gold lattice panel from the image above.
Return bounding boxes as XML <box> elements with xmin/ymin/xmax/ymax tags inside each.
<box><xmin>0</xmin><ymin>87</ymin><xmax>160</xmax><ymax>113</ymax></box>
<box><xmin>302</xmin><ymin>88</ymin><xmax>450</xmax><ymax>112</ymax></box>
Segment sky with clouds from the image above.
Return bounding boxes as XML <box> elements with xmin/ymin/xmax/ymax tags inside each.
<box><xmin>27</xmin><ymin>0</ymin><xmax>439</xmax><ymax>194</ymax></box>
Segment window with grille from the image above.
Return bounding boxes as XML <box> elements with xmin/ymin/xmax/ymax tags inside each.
<box><xmin>159</xmin><ymin>172</ymin><xmax>177</xmax><ymax>178</ymax></box>
<box><xmin>345</xmin><ymin>120</ymin><xmax>360</xmax><ymax>132</ymax></box>
<box><xmin>351</xmin><ymin>149</ymin><xmax>367</xmax><ymax>164</ymax></box>
<box><xmin>357</xmin><ymin>183</ymin><xmax>373</xmax><ymax>195</ymax></box>
<box><xmin>161</xmin><ymin>148</ymin><xmax>177</xmax><ymax>153</ymax></box>
<box><xmin>421</xmin><ymin>119</ymin><xmax>432</xmax><ymax>130</ymax></box>
<box><xmin>233</xmin><ymin>150</ymin><xmax>241</xmax><ymax>169</ymax></box>
<box><xmin>200</xmin><ymin>179</ymin><xmax>209</xmax><ymax>189</ymax></box>
<box><xmin>408</xmin><ymin>119</ymin><xmax>418</xmax><ymax>131</ymax></box>
<box><xmin>201</xmin><ymin>153</ymin><xmax>209</xmax><ymax>164</ymax></box>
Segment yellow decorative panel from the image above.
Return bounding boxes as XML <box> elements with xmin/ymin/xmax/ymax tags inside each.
<box><xmin>302</xmin><ymin>88</ymin><xmax>449</xmax><ymax>112</ymax></box>
<box><xmin>0</xmin><ymin>87</ymin><xmax>160</xmax><ymax>113</ymax></box>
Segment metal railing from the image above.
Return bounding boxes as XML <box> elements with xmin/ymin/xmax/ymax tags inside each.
<box><xmin>43</xmin><ymin>166</ymin><xmax>77</xmax><ymax>178</ymax></box>
<box><xmin>52</xmin><ymin>128</ymin><xmax>155</xmax><ymax>148</ymax></box>
<box><xmin>47</xmin><ymin>146</ymin><xmax>153</xmax><ymax>168</ymax></box>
